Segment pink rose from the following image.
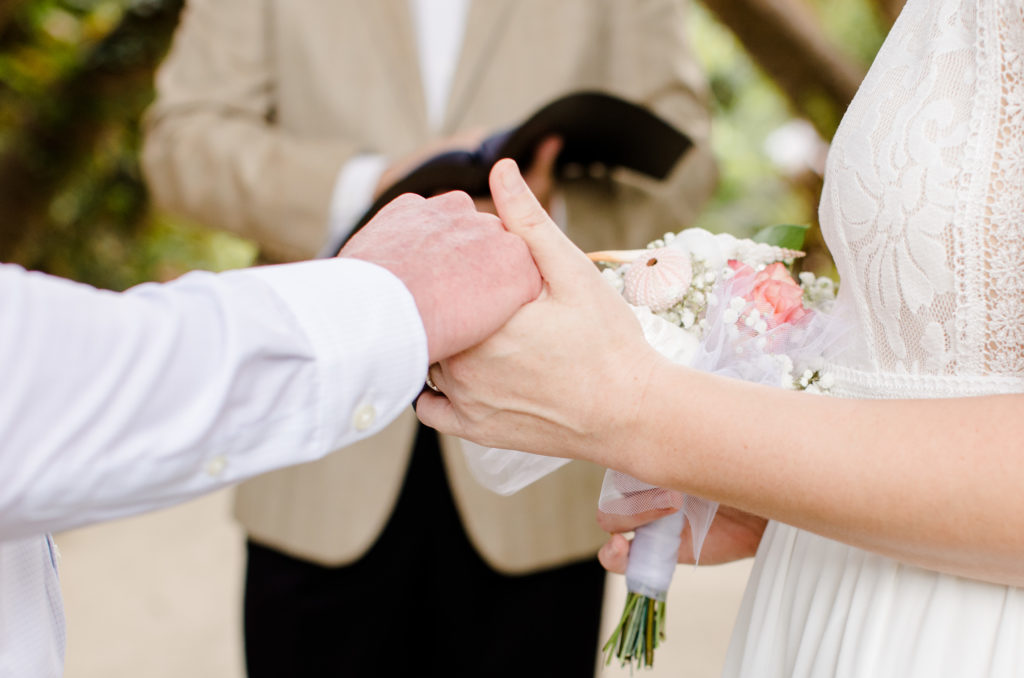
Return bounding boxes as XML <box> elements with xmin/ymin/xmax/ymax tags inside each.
<box><xmin>728</xmin><ymin>261</ymin><xmax>808</xmax><ymax>328</ymax></box>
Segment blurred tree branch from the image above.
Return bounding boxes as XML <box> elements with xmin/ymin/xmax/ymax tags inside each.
<box><xmin>874</xmin><ymin>0</ymin><xmax>907</xmax><ymax>26</ymax></box>
<box><xmin>0</xmin><ymin>0</ymin><xmax>26</xmax><ymax>37</ymax></box>
<box><xmin>699</xmin><ymin>0</ymin><xmax>867</xmax><ymax>139</ymax></box>
<box><xmin>0</xmin><ymin>0</ymin><xmax>183</xmax><ymax>268</ymax></box>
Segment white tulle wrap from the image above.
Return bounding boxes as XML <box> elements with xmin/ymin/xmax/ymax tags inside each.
<box><xmin>463</xmin><ymin>230</ymin><xmax>847</xmax><ymax>601</ymax></box>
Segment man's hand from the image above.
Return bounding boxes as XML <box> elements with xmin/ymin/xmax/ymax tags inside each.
<box><xmin>340</xmin><ymin>190</ymin><xmax>541</xmax><ymax>364</ymax></box>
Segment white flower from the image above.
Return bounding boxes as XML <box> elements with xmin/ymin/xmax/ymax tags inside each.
<box><xmin>668</xmin><ymin>228</ymin><xmax>728</xmax><ymax>270</ymax></box>
<box><xmin>601</xmin><ymin>268</ymin><xmax>625</xmax><ymax>293</ymax></box>
<box><xmin>774</xmin><ymin>354</ymin><xmax>794</xmax><ymax>375</ymax></box>
<box><xmin>798</xmin><ymin>370</ymin><xmax>813</xmax><ymax>388</ymax></box>
<box><xmin>800</xmin><ymin>273</ymin><xmax>838</xmax><ymax>310</ymax></box>
<box><xmin>681</xmin><ymin>308</ymin><xmax>696</xmax><ymax>329</ymax></box>
<box><xmin>658</xmin><ymin>309</ymin><xmax>682</xmax><ymax>326</ymax></box>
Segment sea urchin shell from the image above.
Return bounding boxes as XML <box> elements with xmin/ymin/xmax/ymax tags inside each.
<box><xmin>622</xmin><ymin>247</ymin><xmax>693</xmax><ymax>312</ymax></box>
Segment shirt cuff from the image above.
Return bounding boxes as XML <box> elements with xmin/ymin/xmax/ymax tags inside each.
<box><xmin>318</xmin><ymin>154</ymin><xmax>390</xmax><ymax>257</ymax></box>
<box><xmin>242</xmin><ymin>258</ymin><xmax>428</xmax><ymax>452</ymax></box>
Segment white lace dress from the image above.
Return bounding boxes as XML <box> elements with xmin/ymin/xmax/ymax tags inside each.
<box><xmin>722</xmin><ymin>0</ymin><xmax>1024</xmax><ymax>675</ymax></box>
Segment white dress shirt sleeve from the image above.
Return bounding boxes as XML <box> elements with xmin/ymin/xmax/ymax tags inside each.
<box><xmin>0</xmin><ymin>259</ymin><xmax>427</xmax><ymax>541</ymax></box>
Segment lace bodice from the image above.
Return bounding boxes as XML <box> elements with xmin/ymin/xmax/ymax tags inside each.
<box><xmin>820</xmin><ymin>0</ymin><xmax>1024</xmax><ymax>396</ymax></box>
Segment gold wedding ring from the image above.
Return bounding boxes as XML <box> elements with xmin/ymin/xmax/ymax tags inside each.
<box><xmin>425</xmin><ymin>365</ymin><xmax>442</xmax><ymax>393</ymax></box>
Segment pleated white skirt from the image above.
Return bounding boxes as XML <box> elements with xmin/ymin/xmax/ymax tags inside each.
<box><xmin>722</xmin><ymin>521</ymin><xmax>1024</xmax><ymax>677</ymax></box>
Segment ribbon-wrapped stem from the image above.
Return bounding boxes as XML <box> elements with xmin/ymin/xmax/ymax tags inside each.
<box><xmin>602</xmin><ymin>508</ymin><xmax>683</xmax><ymax>668</ymax></box>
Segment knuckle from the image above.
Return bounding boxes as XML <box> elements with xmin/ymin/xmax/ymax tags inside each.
<box><xmin>374</xmin><ymin>193</ymin><xmax>426</xmax><ymax>221</ymax></box>
<box><xmin>388</xmin><ymin>192</ymin><xmax>426</xmax><ymax>210</ymax></box>
<box><xmin>431</xmin><ymin>190</ymin><xmax>475</xmax><ymax>212</ymax></box>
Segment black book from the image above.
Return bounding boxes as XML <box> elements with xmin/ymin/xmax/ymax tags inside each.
<box><xmin>336</xmin><ymin>90</ymin><xmax>693</xmax><ymax>252</ymax></box>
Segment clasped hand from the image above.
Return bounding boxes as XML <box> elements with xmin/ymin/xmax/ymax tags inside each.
<box><xmin>412</xmin><ymin>160</ymin><xmax>767</xmax><ymax>569</ymax></box>
<box><xmin>351</xmin><ymin>159</ymin><xmax>766</xmax><ymax>571</ymax></box>
<box><xmin>415</xmin><ymin>159</ymin><xmax>662</xmax><ymax>470</ymax></box>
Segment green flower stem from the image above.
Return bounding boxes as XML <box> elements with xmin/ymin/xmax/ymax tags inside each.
<box><xmin>602</xmin><ymin>591</ymin><xmax>668</xmax><ymax>669</ymax></box>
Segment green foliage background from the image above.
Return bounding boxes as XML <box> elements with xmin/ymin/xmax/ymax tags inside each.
<box><xmin>0</xmin><ymin>0</ymin><xmax>889</xmax><ymax>291</ymax></box>
<box><xmin>689</xmin><ymin>3</ymin><xmax>886</xmax><ymax>243</ymax></box>
<box><xmin>0</xmin><ymin>0</ymin><xmax>256</xmax><ymax>291</ymax></box>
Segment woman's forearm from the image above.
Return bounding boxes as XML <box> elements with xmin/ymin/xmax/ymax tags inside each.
<box><xmin>632</xmin><ymin>364</ymin><xmax>1024</xmax><ymax>584</ymax></box>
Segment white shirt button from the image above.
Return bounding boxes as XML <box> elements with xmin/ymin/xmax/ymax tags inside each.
<box><xmin>352</xmin><ymin>403</ymin><xmax>376</xmax><ymax>431</ymax></box>
<box><xmin>205</xmin><ymin>456</ymin><xmax>227</xmax><ymax>477</ymax></box>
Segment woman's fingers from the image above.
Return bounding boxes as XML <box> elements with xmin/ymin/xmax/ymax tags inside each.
<box><xmin>415</xmin><ymin>389</ymin><xmax>461</xmax><ymax>434</ymax></box>
<box><xmin>596</xmin><ymin>506</ymin><xmax>678</xmax><ymax>534</ymax></box>
<box><xmin>598</xmin><ymin>533</ymin><xmax>631</xmax><ymax>574</ymax></box>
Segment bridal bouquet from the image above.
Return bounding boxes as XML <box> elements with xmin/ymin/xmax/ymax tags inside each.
<box><xmin>462</xmin><ymin>225</ymin><xmax>844</xmax><ymax>669</ymax></box>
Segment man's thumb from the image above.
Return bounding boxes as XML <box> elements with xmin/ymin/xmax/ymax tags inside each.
<box><xmin>489</xmin><ymin>159</ymin><xmax>595</xmax><ymax>286</ymax></box>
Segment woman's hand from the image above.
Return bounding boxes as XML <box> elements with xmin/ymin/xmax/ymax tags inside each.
<box><xmin>415</xmin><ymin>159</ymin><xmax>665</xmax><ymax>470</ymax></box>
<box><xmin>597</xmin><ymin>505</ymin><xmax>768</xmax><ymax>573</ymax></box>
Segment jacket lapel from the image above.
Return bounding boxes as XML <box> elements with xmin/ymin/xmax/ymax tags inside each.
<box><xmin>442</xmin><ymin>0</ymin><xmax>517</xmax><ymax>133</ymax></box>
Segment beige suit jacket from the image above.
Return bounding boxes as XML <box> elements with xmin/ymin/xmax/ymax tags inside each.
<box><xmin>142</xmin><ymin>0</ymin><xmax>716</xmax><ymax>572</ymax></box>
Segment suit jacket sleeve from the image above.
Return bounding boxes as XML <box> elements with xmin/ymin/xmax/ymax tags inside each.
<box><xmin>0</xmin><ymin>260</ymin><xmax>427</xmax><ymax>540</ymax></box>
<box><xmin>560</xmin><ymin>0</ymin><xmax>718</xmax><ymax>253</ymax></box>
<box><xmin>141</xmin><ymin>0</ymin><xmax>357</xmax><ymax>262</ymax></box>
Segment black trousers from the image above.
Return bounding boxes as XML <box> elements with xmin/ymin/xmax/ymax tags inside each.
<box><xmin>243</xmin><ymin>424</ymin><xmax>606</xmax><ymax>678</ymax></box>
